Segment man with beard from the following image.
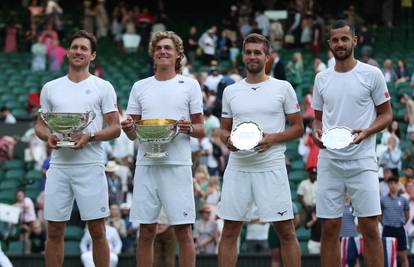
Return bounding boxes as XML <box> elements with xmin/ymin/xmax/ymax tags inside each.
<box><xmin>218</xmin><ymin>33</ymin><xmax>303</xmax><ymax>267</ymax></box>
<box><xmin>311</xmin><ymin>20</ymin><xmax>392</xmax><ymax>267</ymax></box>
<box><xmin>35</xmin><ymin>30</ymin><xmax>121</xmax><ymax>266</ymax></box>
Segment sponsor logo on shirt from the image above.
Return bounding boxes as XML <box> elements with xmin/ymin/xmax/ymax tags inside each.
<box><xmin>183</xmin><ymin>211</ymin><xmax>188</xmax><ymax>217</ymax></box>
<box><xmin>101</xmin><ymin>207</ymin><xmax>106</xmax><ymax>212</ymax></box>
<box><xmin>384</xmin><ymin>92</ymin><xmax>390</xmax><ymax>98</ymax></box>
<box><xmin>251</xmin><ymin>86</ymin><xmax>260</xmax><ymax>90</ymax></box>
<box><xmin>85</xmin><ymin>89</ymin><xmax>92</xmax><ymax>95</ymax></box>
<box><xmin>277</xmin><ymin>210</ymin><xmax>287</xmax><ymax>216</ymax></box>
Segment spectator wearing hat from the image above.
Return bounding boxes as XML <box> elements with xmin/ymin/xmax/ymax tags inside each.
<box><xmin>381</xmin><ymin>175</ymin><xmax>410</xmax><ymax>267</ymax></box>
<box><xmin>193</xmin><ymin>205</ymin><xmax>218</xmax><ymax>254</ymax></box>
<box><xmin>106</xmin><ymin>161</ymin><xmax>123</xmax><ymax>205</ymax></box>
<box><xmin>297</xmin><ymin>167</ymin><xmax>317</xmax><ymax>226</ymax></box>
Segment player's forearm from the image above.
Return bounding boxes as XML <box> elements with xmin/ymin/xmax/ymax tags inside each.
<box><xmin>271</xmin><ymin>122</ymin><xmax>304</xmax><ymax>144</ymax></box>
<box><xmin>189</xmin><ymin>123</ymin><xmax>204</xmax><ymax>139</ymax></box>
<box><xmin>220</xmin><ymin>129</ymin><xmax>231</xmax><ymax>144</ymax></box>
<box><xmin>312</xmin><ymin>118</ymin><xmax>323</xmax><ymax>132</ymax></box>
<box><xmin>365</xmin><ymin>112</ymin><xmax>393</xmax><ymax>136</ymax></box>
<box><xmin>34</xmin><ymin>122</ymin><xmax>52</xmax><ymax>142</ymax></box>
<box><xmin>93</xmin><ymin>123</ymin><xmax>121</xmax><ymax>141</ymax></box>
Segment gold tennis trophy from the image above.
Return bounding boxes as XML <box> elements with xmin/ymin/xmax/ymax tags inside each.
<box><xmin>135</xmin><ymin>119</ymin><xmax>179</xmax><ymax>158</ymax></box>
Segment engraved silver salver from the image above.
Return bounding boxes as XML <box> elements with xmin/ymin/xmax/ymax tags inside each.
<box><xmin>230</xmin><ymin>122</ymin><xmax>263</xmax><ymax>150</ymax></box>
<box><xmin>321</xmin><ymin>126</ymin><xmax>355</xmax><ymax>149</ymax></box>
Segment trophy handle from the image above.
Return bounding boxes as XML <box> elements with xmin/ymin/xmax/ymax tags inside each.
<box><xmin>39</xmin><ymin>109</ymin><xmax>49</xmax><ymax>126</ymax></box>
<box><xmin>172</xmin><ymin>121</ymin><xmax>180</xmax><ymax>140</ymax></box>
<box><xmin>84</xmin><ymin>111</ymin><xmax>96</xmax><ymax>128</ymax></box>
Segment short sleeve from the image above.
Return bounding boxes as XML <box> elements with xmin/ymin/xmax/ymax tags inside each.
<box><xmin>283</xmin><ymin>82</ymin><xmax>300</xmax><ymax>114</ymax></box>
<box><xmin>189</xmin><ymin>81</ymin><xmax>203</xmax><ymax>115</ymax></box>
<box><xmin>126</xmin><ymin>83</ymin><xmax>142</xmax><ymax>115</ymax></box>
<box><xmin>39</xmin><ymin>84</ymin><xmax>51</xmax><ymax>112</ymax></box>
<box><xmin>221</xmin><ymin>86</ymin><xmax>232</xmax><ymax>118</ymax></box>
<box><xmin>296</xmin><ymin>181</ymin><xmax>305</xmax><ymax>196</ymax></box>
<box><xmin>312</xmin><ymin>75</ymin><xmax>323</xmax><ymax>111</ymax></box>
<box><xmin>101</xmin><ymin>81</ymin><xmax>118</xmax><ymax>114</ymax></box>
<box><xmin>371</xmin><ymin>68</ymin><xmax>391</xmax><ymax>106</ymax></box>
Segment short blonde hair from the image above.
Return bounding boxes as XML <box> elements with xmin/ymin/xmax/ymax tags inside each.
<box><xmin>148</xmin><ymin>31</ymin><xmax>184</xmax><ymax>73</ymax></box>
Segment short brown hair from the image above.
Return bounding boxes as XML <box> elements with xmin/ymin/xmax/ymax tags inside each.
<box><xmin>242</xmin><ymin>33</ymin><xmax>272</xmax><ymax>55</ymax></box>
<box><xmin>69</xmin><ymin>30</ymin><xmax>97</xmax><ymax>53</ymax></box>
<box><xmin>148</xmin><ymin>31</ymin><xmax>184</xmax><ymax>73</ymax></box>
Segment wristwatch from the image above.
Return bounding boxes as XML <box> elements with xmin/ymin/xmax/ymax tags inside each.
<box><xmin>89</xmin><ymin>132</ymin><xmax>96</xmax><ymax>142</ymax></box>
<box><xmin>188</xmin><ymin>125</ymin><xmax>193</xmax><ymax>135</ymax></box>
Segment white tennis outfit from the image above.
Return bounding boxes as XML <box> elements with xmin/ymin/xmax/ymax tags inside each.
<box><xmin>126</xmin><ymin>74</ymin><xmax>203</xmax><ymax>225</ymax></box>
<box><xmin>219</xmin><ymin>77</ymin><xmax>300</xmax><ymax>222</ymax></box>
<box><xmin>312</xmin><ymin>61</ymin><xmax>391</xmax><ymax>218</ymax></box>
<box><xmin>40</xmin><ymin>75</ymin><xmax>118</xmax><ymax>221</ymax></box>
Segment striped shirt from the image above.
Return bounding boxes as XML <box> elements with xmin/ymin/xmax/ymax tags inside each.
<box><xmin>340</xmin><ymin>203</ymin><xmax>358</xmax><ymax>237</ymax></box>
<box><xmin>381</xmin><ymin>194</ymin><xmax>409</xmax><ymax>228</ymax></box>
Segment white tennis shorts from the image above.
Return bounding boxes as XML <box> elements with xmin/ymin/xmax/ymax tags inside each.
<box><xmin>44</xmin><ymin>165</ymin><xmax>109</xmax><ymax>221</ymax></box>
<box><xmin>130</xmin><ymin>165</ymin><xmax>195</xmax><ymax>225</ymax></box>
<box><xmin>316</xmin><ymin>157</ymin><xmax>381</xmax><ymax>218</ymax></box>
<box><xmin>218</xmin><ymin>166</ymin><xmax>294</xmax><ymax>222</ymax></box>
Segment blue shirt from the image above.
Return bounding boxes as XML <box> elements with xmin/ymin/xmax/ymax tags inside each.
<box><xmin>381</xmin><ymin>194</ymin><xmax>409</xmax><ymax>227</ymax></box>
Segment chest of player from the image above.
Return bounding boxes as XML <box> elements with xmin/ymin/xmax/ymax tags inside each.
<box><xmin>139</xmin><ymin>87</ymin><xmax>191</xmax><ymax>114</ymax></box>
<box><xmin>228</xmin><ymin>87</ymin><xmax>285</xmax><ymax>115</ymax></box>
<box><xmin>49</xmin><ymin>86</ymin><xmax>102</xmax><ymax>112</ymax></box>
<box><xmin>321</xmin><ymin>79</ymin><xmax>373</xmax><ymax>108</ymax></box>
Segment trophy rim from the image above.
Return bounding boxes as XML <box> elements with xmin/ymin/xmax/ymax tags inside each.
<box><xmin>322</xmin><ymin>126</ymin><xmax>354</xmax><ymax>149</ymax></box>
<box><xmin>40</xmin><ymin>112</ymin><xmax>92</xmax><ymax>116</ymax></box>
<box><xmin>231</xmin><ymin>121</ymin><xmax>263</xmax><ymax>150</ymax></box>
<box><xmin>135</xmin><ymin>119</ymin><xmax>177</xmax><ymax>126</ymax></box>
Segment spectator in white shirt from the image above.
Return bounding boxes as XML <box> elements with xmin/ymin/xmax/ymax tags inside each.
<box><xmin>80</xmin><ymin>224</ymin><xmax>122</xmax><ymax>267</ymax></box>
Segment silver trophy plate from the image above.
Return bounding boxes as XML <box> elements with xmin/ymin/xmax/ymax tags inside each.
<box><xmin>230</xmin><ymin>122</ymin><xmax>263</xmax><ymax>150</ymax></box>
<box><xmin>39</xmin><ymin>110</ymin><xmax>96</xmax><ymax>147</ymax></box>
<box><xmin>321</xmin><ymin>127</ymin><xmax>355</xmax><ymax>149</ymax></box>
<box><xmin>135</xmin><ymin>118</ymin><xmax>178</xmax><ymax>158</ymax></box>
